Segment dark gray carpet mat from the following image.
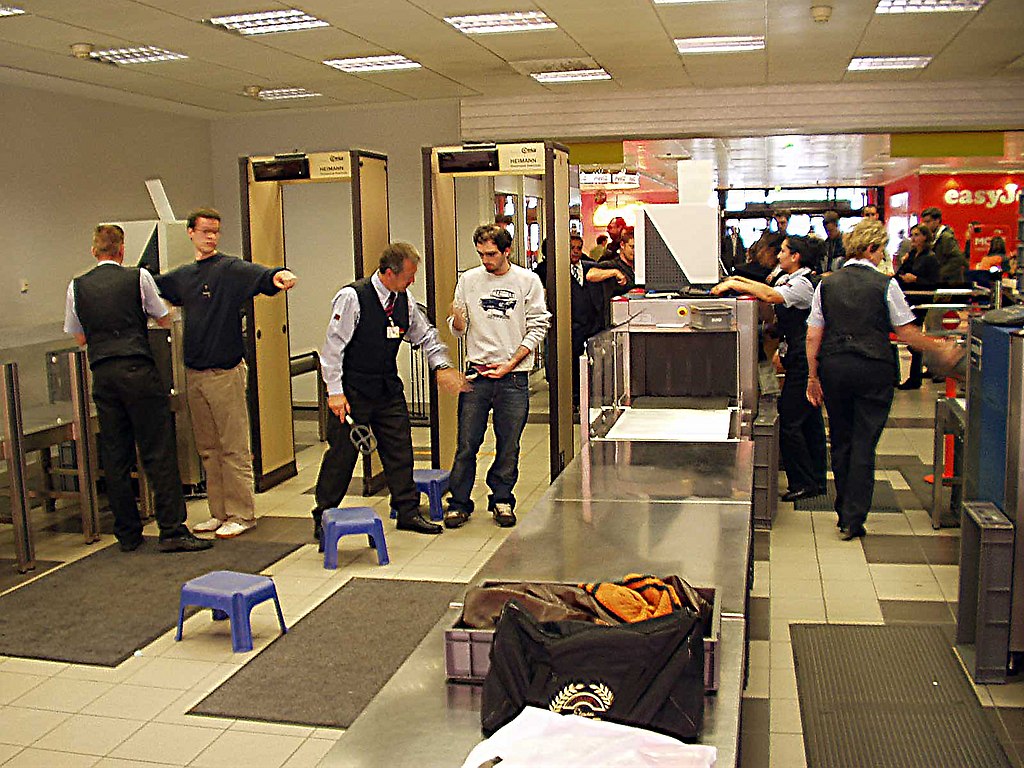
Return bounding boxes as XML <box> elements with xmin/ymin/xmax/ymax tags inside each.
<box><xmin>0</xmin><ymin>558</ymin><xmax>62</xmax><ymax>594</ymax></box>
<box><xmin>237</xmin><ymin>516</ymin><xmax>313</xmax><ymax>545</ymax></box>
<box><xmin>793</xmin><ymin>479</ymin><xmax>901</xmax><ymax>513</ymax></box>
<box><xmin>189</xmin><ymin>577</ymin><xmax>460</xmax><ymax>728</ymax></box>
<box><xmin>791</xmin><ymin>624</ymin><xmax>1011</xmax><ymax>768</ymax></box>
<box><xmin>0</xmin><ymin>537</ymin><xmax>301</xmax><ymax>666</ymax></box>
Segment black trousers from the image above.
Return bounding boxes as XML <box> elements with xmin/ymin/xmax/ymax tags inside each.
<box><xmin>778</xmin><ymin>362</ymin><xmax>827</xmax><ymax>493</ymax></box>
<box><xmin>91</xmin><ymin>357</ymin><xmax>189</xmax><ymax>543</ymax></box>
<box><xmin>819</xmin><ymin>353</ymin><xmax>895</xmax><ymax>530</ymax></box>
<box><xmin>312</xmin><ymin>390</ymin><xmax>418</xmax><ymax>525</ymax></box>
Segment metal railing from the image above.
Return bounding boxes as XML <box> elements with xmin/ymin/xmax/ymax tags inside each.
<box><xmin>289</xmin><ymin>341</ymin><xmax>432</xmax><ymax>431</ymax></box>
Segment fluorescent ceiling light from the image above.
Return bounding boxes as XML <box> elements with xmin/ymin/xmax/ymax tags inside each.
<box><xmin>875</xmin><ymin>0</ymin><xmax>986</xmax><ymax>13</ymax></box>
<box><xmin>675</xmin><ymin>35</ymin><xmax>765</xmax><ymax>54</ymax></box>
<box><xmin>444</xmin><ymin>11</ymin><xmax>557</xmax><ymax>34</ymax></box>
<box><xmin>848</xmin><ymin>56</ymin><xmax>931</xmax><ymax>70</ymax></box>
<box><xmin>207</xmin><ymin>9</ymin><xmax>329</xmax><ymax>35</ymax></box>
<box><xmin>323</xmin><ymin>54</ymin><xmax>421</xmax><ymax>72</ymax></box>
<box><xmin>90</xmin><ymin>45</ymin><xmax>188</xmax><ymax>64</ymax></box>
<box><xmin>531</xmin><ymin>68</ymin><xmax>611</xmax><ymax>83</ymax></box>
<box><xmin>258</xmin><ymin>87</ymin><xmax>322</xmax><ymax>100</ymax></box>
<box><xmin>0</xmin><ymin>6</ymin><xmax>25</xmax><ymax>16</ymax></box>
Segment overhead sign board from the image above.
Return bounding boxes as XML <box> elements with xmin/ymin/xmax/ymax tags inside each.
<box><xmin>498</xmin><ymin>142</ymin><xmax>545</xmax><ymax>174</ymax></box>
<box><xmin>308</xmin><ymin>151</ymin><xmax>351</xmax><ymax>180</ymax></box>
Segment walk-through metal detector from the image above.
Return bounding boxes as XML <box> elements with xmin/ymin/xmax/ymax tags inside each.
<box><xmin>239</xmin><ymin>150</ymin><xmax>390</xmax><ymax>491</ymax></box>
<box><xmin>422</xmin><ymin>141</ymin><xmax>574</xmax><ymax>481</ymax></box>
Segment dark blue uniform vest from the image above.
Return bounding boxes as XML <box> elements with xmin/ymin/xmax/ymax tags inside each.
<box><xmin>73</xmin><ymin>265</ymin><xmax>153</xmax><ymax>370</ymax></box>
<box><xmin>342</xmin><ymin>277</ymin><xmax>410</xmax><ymax>399</ymax></box>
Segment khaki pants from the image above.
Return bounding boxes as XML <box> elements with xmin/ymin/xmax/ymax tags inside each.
<box><xmin>186</xmin><ymin>362</ymin><xmax>256</xmax><ymax>525</ymax></box>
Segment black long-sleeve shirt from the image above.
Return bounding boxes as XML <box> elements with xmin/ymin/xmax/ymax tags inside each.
<box><xmin>155</xmin><ymin>253</ymin><xmax>282</xmax><ymax>370</ymax></box>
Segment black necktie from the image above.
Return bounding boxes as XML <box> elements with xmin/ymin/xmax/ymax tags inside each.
<box><xmin>384</xmin><ymin>292</ymin><xmax>396</xmax><ymax>317</ymax></box>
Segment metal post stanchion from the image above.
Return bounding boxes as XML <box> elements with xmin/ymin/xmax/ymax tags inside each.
<box><xmin>68</xmin><ymin>350</ymin><xmax>101</xmax><ymax>543</ymax></box>
<box><xmin>2</xmin><ymin>362</ymin><xmax>35</xmax><ymax>572</ymax></box>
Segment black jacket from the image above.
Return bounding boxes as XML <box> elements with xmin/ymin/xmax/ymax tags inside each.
<box><xmin>932</xmin><ymin>226</ymin><xmax>967</xmax><ymax>284</ymax></box>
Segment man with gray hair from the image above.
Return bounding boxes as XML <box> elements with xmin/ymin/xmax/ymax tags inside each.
<box><xmin>311</xmin><ymin>242</ymin><xmax>468</xmax><ymax>538</ymax></box>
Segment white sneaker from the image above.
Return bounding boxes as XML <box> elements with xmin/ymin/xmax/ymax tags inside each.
<box><xmin>215</xmin><ymin>521</ymin><xmax>254</xmax><ymax>539</ymax></box>
<box><xmin>192</xmin><ymin>518</ymin><xmax>223</xmax><ymax>533</ymax></box>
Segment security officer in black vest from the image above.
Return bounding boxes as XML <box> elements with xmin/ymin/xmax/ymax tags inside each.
<box><xmin>712</xmin><ymin>235</ymin><xmax>828</xmax><ymax>502</ymax></box>
<box><xmin>806</xmin><ymin>220</ymin><xmax>962</xmax><ymax>540</ymax></box>
<box><xmin>63</xmin><ymin>224</ymin><xmax>212</xmax><ymax>553</ymax></box>
<box><xmin>312</xmin><ymin>242</ymin><xmax>468</xmax><ymax>538</ymax></box>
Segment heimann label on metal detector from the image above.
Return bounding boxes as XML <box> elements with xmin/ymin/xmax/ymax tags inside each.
<box><xmin>308</xmin><ymin>152</ymin><xmax>352</xmax><ymax>180</ymax></box>
<box><xmin>498</xmin><ymin>143</ymin><xmax>545</xmax><ymax>174</ymax></box>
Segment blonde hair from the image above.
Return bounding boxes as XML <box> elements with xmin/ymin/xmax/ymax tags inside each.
<box><xmin>844</xmin><ymin>219</ymin><xmax>888</xmax><ymax>258</ymax></box>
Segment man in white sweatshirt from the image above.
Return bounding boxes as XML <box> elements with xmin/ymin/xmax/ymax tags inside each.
<box><xmin>444</xmin><ymin>224</ymin><xmax>551</xmax><ymax>529</ymax></box>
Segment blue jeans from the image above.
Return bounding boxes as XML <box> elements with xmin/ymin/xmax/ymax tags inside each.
<box><xmin>447</xmin><ymin>371</ymin><xmax>530</xmax><ymax>513</ymax></box>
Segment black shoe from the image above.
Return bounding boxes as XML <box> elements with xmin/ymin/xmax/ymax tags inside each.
<box><xmin>313</xmin><ymin>519</ymin><xmax>322</xmax><ymax>542</ymax></box>
<box><xmin>396</xmin><ymin>514</ymin><xmax>443</xmax><ymax>535</ymax></box>
<box><xmin>897</xmin><ymin>380</ymin><xmax>922</xmax><ymax>390</ymax></box>
<box><xmin>841</xmin><ymin>525</ymin><xmax>866</xmax><ymax>541</ymax></box>
<box><xmin>158</xmin><ymin>532</ymin><xmax>214</xmax><ymax>552</ymax></box>
<box><xmin>444</xmin><ymin>509</ymin><xmax>471</xmax><ymax>529</ymax></box>
<box><xmin>119</xmin><ymin>537</ymin><xmax>144</xmax><ymax>552</ymax></box>
<box><xmin>781</xmin><ymin>487</ymin><xmax>818</xmax><ymax>502</ymax></box>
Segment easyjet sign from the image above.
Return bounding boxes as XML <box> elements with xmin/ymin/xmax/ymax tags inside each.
<box><xmin>943</xmin><ymin>184</ymin><xmax>1019</xmax><ymax>209</ymax></box>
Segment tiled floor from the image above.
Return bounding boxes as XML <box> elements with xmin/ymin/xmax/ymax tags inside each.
<box><xmin>3</xmin><ymin>373</ymin><xmax>1023</xmax><ymax>767</ymax></box>
<box><xmin>0</xmin><ymin>413</ymin><xmax>553</xmax><ymax>767</ymax></box>
<box><xmin>740</xmin><ymin>376</ymin><xmax>1024</xmax><ymax>768</ymax></box>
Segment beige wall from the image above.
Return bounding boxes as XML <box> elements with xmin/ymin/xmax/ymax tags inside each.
<box><xmin>209</xmin><ymin>99</ymin><xmax>461</xmax><ymax>262</ymax></box>
<box><xmin>1</xmin><ymin>81</ymin><xmax>214</xmax><ymax>329</ymax></box>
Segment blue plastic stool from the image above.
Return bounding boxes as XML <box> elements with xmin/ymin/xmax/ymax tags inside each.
<box><xmin>389</xmin><ymin>469</ymin><xmax>451</xmax><ymax>522</ymax></box>
<box><xmin>320</xmin><ymin>507</ymin><xmax>389</xmax><ymax>569</ymax></box>
<box><xmin>175</xmin><ymin>571</ymin><xmax>287</xmax><ymax>653</ymax></box>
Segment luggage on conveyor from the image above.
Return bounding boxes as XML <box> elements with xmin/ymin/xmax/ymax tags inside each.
<box><xmin>480</xmin><ymin>596</ymin><xmax>706</xmax><ymax>741</ymax></box>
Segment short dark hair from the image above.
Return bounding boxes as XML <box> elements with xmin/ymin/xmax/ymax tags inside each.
<box><xmin>473</xmin><ymin>224</ymin><xmax>513</xmax><ymax>252</ymax></box>
<box><xmin>910</xmin><ymin>223</ymin><xmax>932</xmax><ymax>243</ymax></box>
<box><xmin>187</xmin><ymin>208</ymin><xmax>221</xmax><ymax>229</ymax></box>
<box><xmin>379</xmin><ymin>242</ymin><xmax>420</xmax><ymax>274</ymax></box>
<box><xmin>570</xmin><ymin>234</ymin><xmax>583</xmax><ymax>246</ymax></box>
<box><xmin>595</xmin><ymin>234</ymin><xmax>608</xmax><ymax>245</ymax></box>
<box><xmin>774</xmin><ymin>209</ymin><xmax>791</xmax><ymax>220</ymax></box>
<box><xmin>921</xmin><ymin>206</ymin><xmax>942</xmax><ymax>221</ymax></box>
<box><xmin>823</xmin><ymin>211</ymin><xmax>840</xmax><ymax>226</ymax></box>
<box><xmin>783</xmin><ymin>235</ymin><xmax>823</xmax><ymax>270</ymax></box>
<box><xmin>93</xmin><ymin>224</ymin><xmax>124</xmax><ymax>256</ymax></box>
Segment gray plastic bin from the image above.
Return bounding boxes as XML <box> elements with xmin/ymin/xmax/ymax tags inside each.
<box><xmin>956</xmin><ymin>501</ymin><xmax>1013</xmax><ymax>684</ymax></box>
<box><xmin>753</xmin><ymin>400</ymin><xmax>779</xmax><ymax>530</ymax></box>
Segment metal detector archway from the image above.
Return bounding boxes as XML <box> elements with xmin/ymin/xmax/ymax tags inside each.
<box><xmin>240</xmin><ymin>149</ymin><xmax>389</xmax><ymax>491</ymax></box>
<box><xmin>422</xmin><ymin>141</ymin><xmax>574</xmax><ymax>482</ymax></box>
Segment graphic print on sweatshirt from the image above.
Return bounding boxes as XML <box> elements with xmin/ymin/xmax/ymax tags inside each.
<box><xmin>479</xmin><ymin>288</ymin><xmax>518</xmax><ymax>318</ymax></box>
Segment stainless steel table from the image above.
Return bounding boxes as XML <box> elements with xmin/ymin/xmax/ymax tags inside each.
<box><xmin>319</xmin><ymin>440</ymin><xmax>753</xmax><ymax>767</ymax></box>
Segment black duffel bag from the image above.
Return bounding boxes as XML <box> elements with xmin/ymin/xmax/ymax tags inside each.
<box><xmin>481</xmin><ymin>599</ymin><xmax>705</xmax><ymax>741</ymax></box>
